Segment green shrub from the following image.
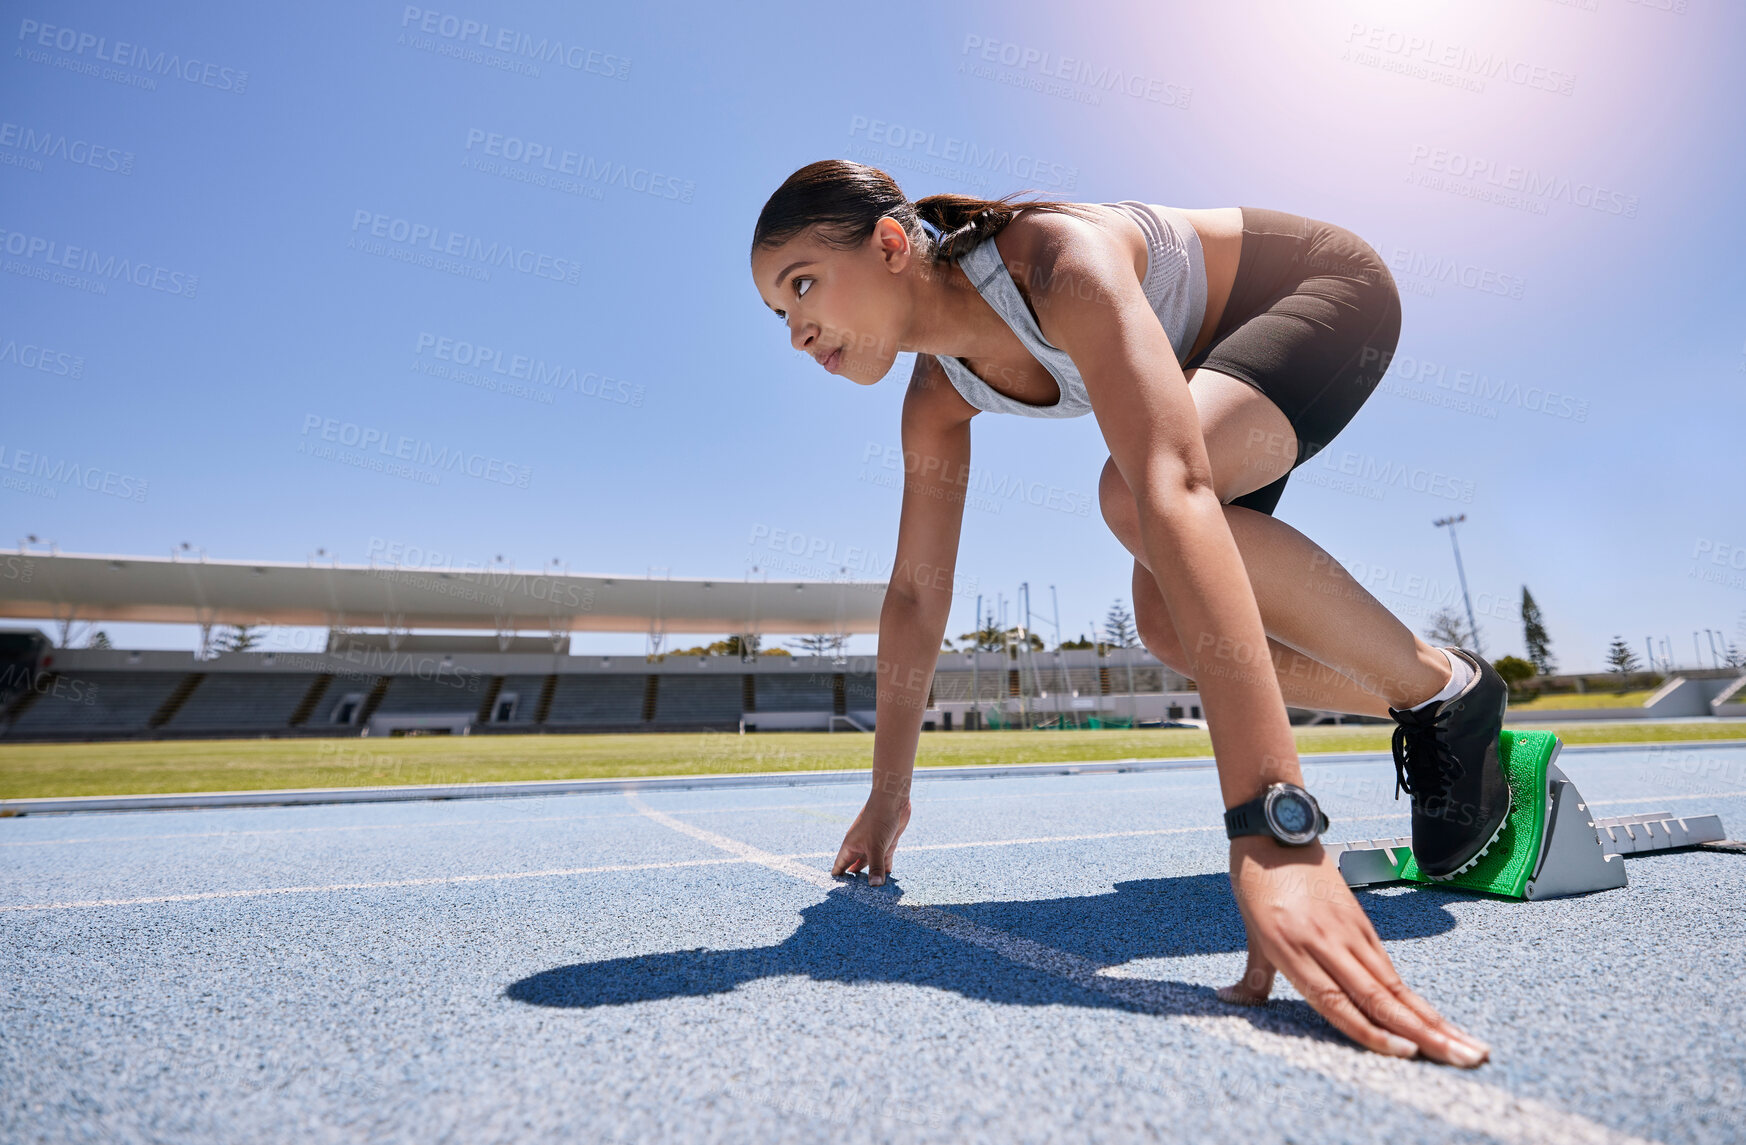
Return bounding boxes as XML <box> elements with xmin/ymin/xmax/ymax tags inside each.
<box><xmin>1493</xmin><ymin>654</ymin><xmax>1537</xmax><ymax>700</ymax></box>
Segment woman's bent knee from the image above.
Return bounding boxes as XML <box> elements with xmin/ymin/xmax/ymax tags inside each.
<box><xmin>1132</xmin><ymin>580</ymin><xmax>1189</xmax><ymax>672</ymax></box>
<box><xmin>1098</xmin><ymin>456</ymin><xmax>1130</xmax><ymax>530</ymax></box>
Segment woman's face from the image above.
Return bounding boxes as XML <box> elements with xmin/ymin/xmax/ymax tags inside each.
<box><xmin>751</xmin><ymin>216</ymin><xmax>917</xmax><ymax>386</ymax></box>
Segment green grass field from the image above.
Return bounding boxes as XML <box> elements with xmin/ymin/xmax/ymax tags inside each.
<box><xmin>1505</xmin><ymin>689</ymin><xmax>1656</xmax><ymax>710</ymax></box>
<box><xmin>3</xmin><ymin>720</ymin><xmax>1745</xmax><ymax>800</ymax></box>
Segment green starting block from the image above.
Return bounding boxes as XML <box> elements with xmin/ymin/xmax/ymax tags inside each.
<box><xmin>1329</xmin><ymin>729</ymin><xmax>1731</xmax><ymax>901</ymax></box>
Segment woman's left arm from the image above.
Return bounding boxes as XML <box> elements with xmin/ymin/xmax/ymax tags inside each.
<box><xmin>1035</xmin><ymin>226</ymin><xmax>1488</xmax><ymax>1067</ymax></box>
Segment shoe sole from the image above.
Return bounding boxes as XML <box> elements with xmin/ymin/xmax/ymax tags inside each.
<box><xmin>1416</xmin><ymin>784</ymin><xmax>1512</xmax><ymax>881</ymax></box>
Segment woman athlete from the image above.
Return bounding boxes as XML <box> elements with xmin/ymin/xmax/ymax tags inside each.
<box><xmin>750</xmin><ymin>159</ymin><xmax>1512</xmax><ymax>1068</ymax></box>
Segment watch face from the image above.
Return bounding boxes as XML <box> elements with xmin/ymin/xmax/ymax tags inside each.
<box><xmin>1273</xmin><ymin>793</ymin><xmax>1312</xmax><ymax>834</ymax></box>
<box><xmin>1265</xmin><ymin>787</ymin><xmax>1320</xmax><ymax>844</ymax></box>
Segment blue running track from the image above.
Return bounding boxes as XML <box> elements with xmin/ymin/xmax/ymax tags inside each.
<box><xmin>3</xmin><ymin>743</ymin><xmax>1743</xmax><ymax>1144</ymax></box>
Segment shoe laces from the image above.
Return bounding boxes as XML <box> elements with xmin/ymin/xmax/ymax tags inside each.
<box><xmin>1391</xmin><ymin>702</ymin><xmax>1465</xmax><ymax>802</ymax></box>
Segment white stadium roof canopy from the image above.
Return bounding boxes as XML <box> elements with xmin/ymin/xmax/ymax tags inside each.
<box><xmin>0</xmin><ymin>551</ymin><xmax>886</xmax><ymax>635</ymax></box>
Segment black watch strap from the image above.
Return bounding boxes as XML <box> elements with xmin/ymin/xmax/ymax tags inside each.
<box><xmin>1223</xmin><ymin>796</ymin><xmax>1272</xmax><ymax>840</ymax></box>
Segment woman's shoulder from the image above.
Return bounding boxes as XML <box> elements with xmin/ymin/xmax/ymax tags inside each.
<box><xmin>999</xmin><ymin>203</ymin><xmax>1147</xmax><ymax>317</ymax></box>
<box><xmin>904</xmin><ymin>351</ymin><xmax>980</xmax><ymax>424</ymax></box>
<box><xmin>1000</xmin><ymin>201</ymin><xmax>1122</xmax><ymax>264</ymax></box>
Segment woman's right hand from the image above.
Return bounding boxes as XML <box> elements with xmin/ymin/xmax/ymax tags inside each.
<box><xmin>831</xmin><ymin>794</ymin><xmax>912</xmax><ymax>886</ymax></box>
<box><xmin>1222</xmin><ymin>836</ymin><xmax>1492</xmax><ymax>1067</ymax></box>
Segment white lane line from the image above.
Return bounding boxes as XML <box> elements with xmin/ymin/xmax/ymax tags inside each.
<box><xmin>629</xmin><ymin>795</ymin><xmax>836</xmax><ymax>889</ymax></box>
<box><xmin>0</xmin><ymin>856</ymin><xmax>743</xmax><ymax>912</ymax></box>
<box><xmin>0</xmin><ymin>803</ymin><xmax>1177</xmax><ymax>850</ymax></box>
<box><xmin>665</xmin><ymin>811</ymin><xmax>1411</xmax><ymax>860</ymax></box>
<box><xmin>625</xmin><ymin>793</ymin><xmax>1660</xmax><ymax>1145</ymax></box>
<box><xmin>0</xmin><ymin>815</ymin><xmax>1424</xmax><ymax>912</ymax></box>
<box><xmin>1185</xmin><ymin>1015</ymin><xmax>1659</xmax><ymax>1145</ymax></box>
<box><xmin>620</xmin><ymin>815</ymin><xmax>1412</xmax><ymax>863</ymax></box>
<box><xmin>0</xmin><ymin>799</ymin><xmax>868</xmax><ymax>848</ymax></box>
<box><xmin>0</xmin><ymin>827</ymin><xmax>1226</xmax><ymax>912</ymax></box>
<box><xmin>0</xmin><ymin>772</ymin><xmax>1393</xmax><ymax>850</ymax></box>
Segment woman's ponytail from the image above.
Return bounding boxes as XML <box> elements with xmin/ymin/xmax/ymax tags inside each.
<box><xmin>754</xmin><ymin>159</ymin><xmax>1098</xmax><ymax>266</ymax></box>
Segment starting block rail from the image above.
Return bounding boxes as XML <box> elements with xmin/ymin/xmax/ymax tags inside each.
<box><xmin>1591</xmin><ymin>810</ymin><xmax>1726</xmax><ymax>855</ymax></box>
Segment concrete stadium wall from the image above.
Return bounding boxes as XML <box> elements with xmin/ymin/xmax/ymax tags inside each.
<box><xmin>1508</xmin><ymin>673</ymin><xmax>1746</xmax><ymax>721</ymax></box>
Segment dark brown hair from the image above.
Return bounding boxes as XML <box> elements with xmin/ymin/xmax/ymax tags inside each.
<box><xmin>751</xmin><ymin>158</ymin><xmax>1098</xmax><ymax>265</ymax></box>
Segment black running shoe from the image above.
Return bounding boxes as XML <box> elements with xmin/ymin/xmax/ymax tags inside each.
<box><xmin>1387</xmin><ymin>647</ymin><xmax>1512</xmax><ymax>880</ymax></box>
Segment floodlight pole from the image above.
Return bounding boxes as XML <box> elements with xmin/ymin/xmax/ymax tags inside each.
<box><xmin>1018</xmin><ymin>581</ymin><xmax>1033</xmax><ymax>727</ymax></box>
<box><xmin>1433</xmin><ymin>514</ymin><xmax>1482</xmax><ymax>655</ymax></box>
<box><xmin>1050</xmin><ymin>584</ymin><xmax>1070</xmax><ymax>728</ymax></box>
<box><xmin>971</xmin><ymin>592</ymin><xmax>982</xmax><ymax>730</ymax></box>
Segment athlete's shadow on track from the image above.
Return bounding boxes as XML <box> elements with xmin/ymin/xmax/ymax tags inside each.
<box><xmin>505</xmin><ymin>873</ymin><xmax>1461</xmax><ymax>1025</ymax></box>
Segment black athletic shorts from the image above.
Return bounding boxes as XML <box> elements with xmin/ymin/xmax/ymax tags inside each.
<box><xmin>1182</xmin><ymin>206</ymin><xmax>1402</xmax><ymax>516</ymax></box>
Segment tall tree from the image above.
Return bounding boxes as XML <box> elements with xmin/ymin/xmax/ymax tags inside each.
<box><xmin>1605</xmin><ymin>635</ymin><xmax>1641</xmax><ymax>680</ymax></box>
<box><xmin>1102</xmin><ymin>599</ymin><xmax>1138</xmax><ymax>649</ymax></box>
<box><xmin>1521</xmin><ymin>585</ymin><xmax>1555</xmax><ymax>675</ymax></box>
<box><xmin>956</xmin><ymin>607</ymin><xmax>1003</xmax><ymax>651</ymax></box>
<box><xmin>216</xmin><ymin>624</ymin><xmax>261</xmax><ymax>653</ymax></box>
<box><xmin>784</xmin><ymin>632</ymin><xmax>846</xmax><ymax>657</ymax></box>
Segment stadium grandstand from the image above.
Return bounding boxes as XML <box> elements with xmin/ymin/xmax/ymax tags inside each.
<box><xmin>0</xmin><ymin>549</ymin><xmax>1216</xmax><ymax>743</ymax></box>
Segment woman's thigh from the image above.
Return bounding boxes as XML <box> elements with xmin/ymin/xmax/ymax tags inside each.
<box><xmin>1182</xmin><ymin>365</ymin><xmax>1301</xmax><ymax>503</ymax></box>
<box><xmin>1182</xmin><ymin>209</ymin><xmax>1404</xmax><ymax>516</ymax></box>
<box><xmin>1096</xmin><ymin>364</ymin><xmax>1296</xmax><ymax>565</ymax></box>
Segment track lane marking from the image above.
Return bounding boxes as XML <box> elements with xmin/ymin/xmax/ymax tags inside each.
<box><xmin>0</xmin><ymin>829</ymin><xmax>1213</xmax><ymax>911</ymax></box>
<box><xmin>0</xmin><ymin>792</ymin><xmax>1691</xmax><ymax>1142</ymax></box>
<box><xmin>1</xmin><ymin>815</ymin><xmax>1427</xmax><ymax>912</ymax></box>
<box><xmin>626</xmin><ymin>792</ymin><xmax>1661</xmax><ymax>1145</ymax></box>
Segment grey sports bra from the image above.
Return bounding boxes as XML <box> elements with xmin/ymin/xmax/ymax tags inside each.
<box><xmin>933</xmin><ymin>201</ymin><xmax>1207</xmax><ymax>419</ymax></box>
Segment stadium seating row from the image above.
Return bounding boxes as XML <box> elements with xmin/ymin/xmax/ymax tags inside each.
<box><xmin>0</xmin><ymin>668</ymin><xmax>909</xmax><ymax>740</ymax></box>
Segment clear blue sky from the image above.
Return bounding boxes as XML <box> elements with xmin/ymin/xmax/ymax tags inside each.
<box><xmin>4</xmin><ymin>0</ymin><xmax>1743</xmax><ymax>671</ymax></box>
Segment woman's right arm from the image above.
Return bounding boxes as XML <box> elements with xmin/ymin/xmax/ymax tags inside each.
<box><xmin>831</xmin><ymin>356</ymin><xmax>976</xmax><ymax>885</ymax></box>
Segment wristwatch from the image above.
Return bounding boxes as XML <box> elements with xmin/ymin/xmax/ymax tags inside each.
<box><xmin>1223</xmin><ymin>782</ymin><xmax>1329</xmax><ymax>846</ymax></box>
